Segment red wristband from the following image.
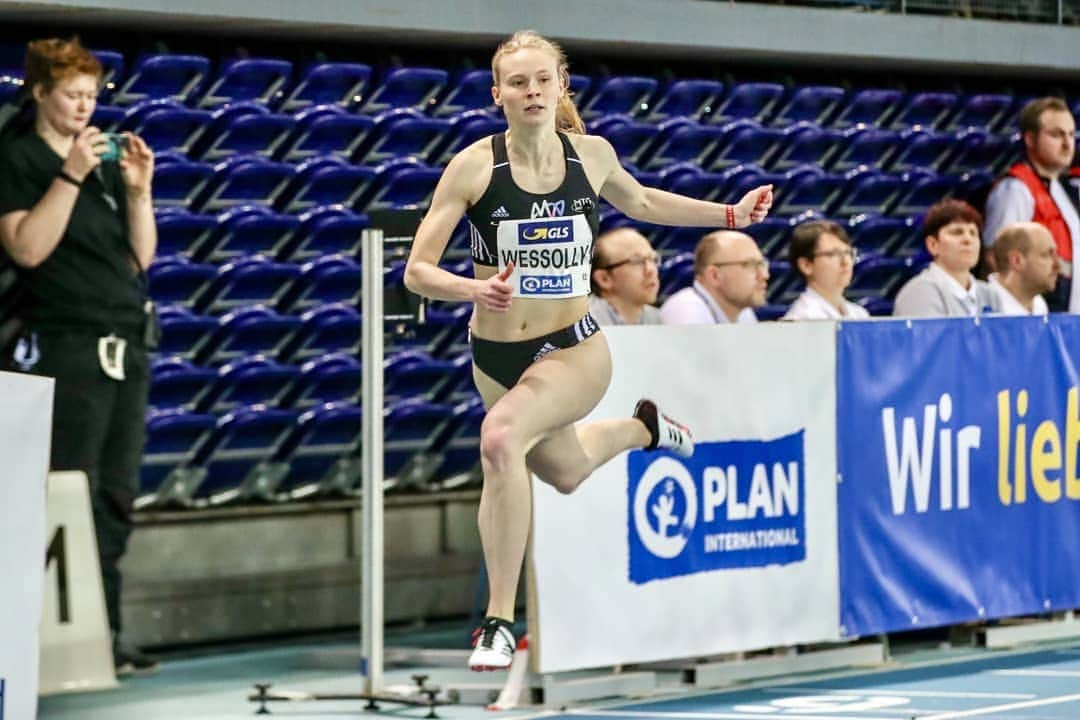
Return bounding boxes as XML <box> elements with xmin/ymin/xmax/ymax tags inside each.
<box><xmin>726</xmin><ymin>204</ymin><xmax>736</xmax><ymax>229</ymax></box>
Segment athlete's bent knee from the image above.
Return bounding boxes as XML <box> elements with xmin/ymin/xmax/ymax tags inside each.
<box><xmin>479</xmin><ymin>410</ymin><xmax>520</xmax><ymax>475</ymax></box>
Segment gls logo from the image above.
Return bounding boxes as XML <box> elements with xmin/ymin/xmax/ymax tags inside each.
<box><xmin>519</xmin><ymin>219</ymin><xmax>573</xmax><ymax>244</ymax></box>
<box><xmin>628</xmin><ymin>432</ymin><xmax>807</xmax><ymax>584</ymax></box>
<box><xmin>521</xmin><ymin>275</ymin><xmax>572</xmax><ymax>295</ymax></box>
<box><xmin>530</xmin><ymin>199</ymin><xmax>564</xmax><ymax>218</ymax></box>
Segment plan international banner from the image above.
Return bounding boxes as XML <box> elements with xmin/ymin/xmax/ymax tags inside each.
<box><xmin>837</xmin><ymin>316</ymin><xmax>1080</xmax><ymax>638</ymax></box>
<box><xmin>0</xmin><ymin>372</ymin><xmax>53</xmax><ymax>720</ymax></box>
<box><xmin>529</xmin><ymin>324</ymin><xmax>841</xmax><ymax>673</ymax></box>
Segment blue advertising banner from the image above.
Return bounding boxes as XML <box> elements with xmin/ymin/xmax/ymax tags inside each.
<box><xmin>837</xmin><ymin>316</ymin><xmax>1080</xmax><ymax>638</ymax></box>
<box><xmin>627</xmin><ymin>433</ymin><xmax>807</xmax><ymax>584</ymax></box>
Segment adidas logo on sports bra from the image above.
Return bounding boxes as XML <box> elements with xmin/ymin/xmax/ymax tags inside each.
<box><xmin>491</xmin><ymin>206</ymin><xmax>510</xmax><ymax>219</ymax></box>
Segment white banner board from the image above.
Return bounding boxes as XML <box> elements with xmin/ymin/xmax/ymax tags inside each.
<box><xmin>529</xmin><ymin>323</ymin><xmax>842</xmax><ymax>673</ymax></box>
<box><xmin>0</xmin><ymin>371</ymin><xmax>53</xmax><ymax>720</ymax></box>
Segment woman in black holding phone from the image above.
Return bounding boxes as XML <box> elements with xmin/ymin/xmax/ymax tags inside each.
<box><xmin>0</xmin><ymin>37</ymin><xmax>158</xmax><ymax>676</ymax></box>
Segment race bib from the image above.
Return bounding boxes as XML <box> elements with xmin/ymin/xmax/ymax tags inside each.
<box><xmin>496</xmin><ymin>215</ymin><xmax>593</xmax><ymax>298</ymax></box>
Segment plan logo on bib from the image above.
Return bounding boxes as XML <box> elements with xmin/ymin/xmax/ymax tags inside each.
<box><xmin>627</xmin><ymin>432</ymin><xmax>807</xmax><ymax>584</ymax></box>
<box><xmin>521</xmin><ymin>274</ymin><xmax>573</xmax><ymax>295</ymax></box>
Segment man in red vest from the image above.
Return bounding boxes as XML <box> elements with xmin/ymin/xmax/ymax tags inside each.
<box><xmin>983</xmin><ymin>97</ymin><xmax>1078</xmax><ymax>313</ymax></box>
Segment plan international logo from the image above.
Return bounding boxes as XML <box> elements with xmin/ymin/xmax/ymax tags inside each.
<box><xmin>627</xmin><ymin>432</ymin><xmax>806</xmax><ymax>584</ymax></box>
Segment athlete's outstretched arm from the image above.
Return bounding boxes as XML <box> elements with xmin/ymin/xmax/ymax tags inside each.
<box><xmin>404</xmin><ymin>147</ymin><xmax>515</xmax><ymax>312</ymax></box>
<box><xmin>588</xmin><ymin>135</ymin><xmax>772</xmax><ymax>228</ymax></box>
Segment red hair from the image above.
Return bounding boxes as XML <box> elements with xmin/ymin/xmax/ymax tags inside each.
<box><xmin>25</xmin><ymin>37</ymin><xmax>102</xmax><ymax>95</ymax></box>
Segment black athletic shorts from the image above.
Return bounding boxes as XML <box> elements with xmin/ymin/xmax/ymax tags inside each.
<box><xmin>470</xmin><ymin>313</ymin><xmax>601</xmax><ymax>389</ymax></box>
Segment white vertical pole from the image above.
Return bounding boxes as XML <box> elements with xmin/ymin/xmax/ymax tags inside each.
<box><xmin>360</xmin><ymin>227</ymin><xmax>384</xmax><ymax>695</ymax></box>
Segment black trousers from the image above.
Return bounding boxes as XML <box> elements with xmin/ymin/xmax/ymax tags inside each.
<box><xmin>23</xmin><ymin>331</ymin><xmax>150</xmax><ymax>634</ymax></box>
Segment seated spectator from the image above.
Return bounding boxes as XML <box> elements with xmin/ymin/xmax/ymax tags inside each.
<box><xmin>588</xmin><ymin>227</ymin><xmax>662</xmax><ymax>325</ymax></box>
<box><xmin>988</xmin><ymin>222</ymin><xmax>1058</xmax><ymax>315</ymax></box>
<box><xmin>893</xmin><ymin>199</ymin><xmax>1002</xmax><ymax>318</ymax></box>
<box><xmin>782</xmin><ymin>220</ymin><xmax>869</xmax><ymax>320</ymax></box>
<box><xmin>660</xmin><ymin>230</ymin><xmax>768</xmax><ymax>324</ymax></box>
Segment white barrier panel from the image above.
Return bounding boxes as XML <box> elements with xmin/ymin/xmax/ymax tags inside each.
<box><xmin>530</xmin><ymin>324</ymin><xmax>842</xmax><ymax>673</ymax></box>
<box><xmin>39</xmin><ymin>471</ymin><xmax>118</xmax><ymax>695</ymax></box>
<box><xmin>0</xmin><ymin>371</ymin><xmax>53</xmax><ymax>720</ymax></box>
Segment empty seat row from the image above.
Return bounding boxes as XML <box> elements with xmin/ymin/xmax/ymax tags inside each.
<box><xmin>157</xmin><ymin>302</ymin><xmax>470</xmax><ymax>366</ymax></box>
<box><xmin>139</xmin><ymin>395</ymin><xmax>484</xmax><ymax>508</ymax></box>
<box><xmin>150</xmin><ymin>349</ymin><xmax>474</xmax><ymax>414</ymax></box>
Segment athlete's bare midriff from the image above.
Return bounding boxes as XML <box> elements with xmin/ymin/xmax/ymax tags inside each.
<box><xmin>470</xmin><ymin>263</ymin><xmax>590</xmax><ymax>341</ymax></box>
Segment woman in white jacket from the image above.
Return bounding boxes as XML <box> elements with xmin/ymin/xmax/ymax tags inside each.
<box><xmin>782</xmin><ymin>220</ymin><xmax>869</xmax><ymax>320</ymax></box>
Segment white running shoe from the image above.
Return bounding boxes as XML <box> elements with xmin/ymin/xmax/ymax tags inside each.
<box><xmin>469</xmin><ymin>617</ymin><xmax>515</xmax><ymax>671</ymax></box>
<box><xmin>634</xmin><ymin>399</ymin><xmax>694</xmax><ymax>458</ymax></box>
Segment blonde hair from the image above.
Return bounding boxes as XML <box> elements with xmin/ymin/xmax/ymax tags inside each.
<box><xmin>491</xmin><ymin>30</ymin><xmax>585</xmax><ymax>134</ymax></box>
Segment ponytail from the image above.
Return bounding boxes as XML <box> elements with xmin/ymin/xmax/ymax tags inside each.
<box><xmin>556</xmin><ymin>80</ymin><xmax>585</xmax><ymax>134</ymax></box>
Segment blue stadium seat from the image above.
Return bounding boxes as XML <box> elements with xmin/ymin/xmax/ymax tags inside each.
<box><xmin>277</xmin><ymin>105</ymin><xmax>375</xmax><ymax>162</ymax></box>
<box><xmin>282</xmin><ymin>254</ymin><xmax>361</xmax><ymax>312</ymax></box>
<box><xmin>889</xmin><ymin>91</ymin><xmax>959</xmax><ymax>130</ymax></box>
<box><xmin>831</xmin><ymin>127</ymin><xmax>901</xmax><ymax>172</ymax></box>
<box><xmin>281</xmin><ymin>206</ymin><xmax>367</xmax><ymax>262</ymax></box>
<box><xmin>771</xmin><ymin>85</ymin><xmax>846</xmax><ymax>128</ymax></box>
<box><xmin>833</xmin><ymin>169</ymin><xmax>904</xmax><ymax>217</ymax></box>
<box><xmin>383</xmin><ymin>398</ymin><xmax>453</xmax><ymax>488</ymax></box>
<box><xmin>954</xmin><ymin>170</ymin><xmax>995</xmax><ymax>208</ymax></box>
<box><xmin>362</xmin><ymin>164</ymin><xmax>442</xmax><ymax>211</ymax></box>
<box><xmin>89</xmin><ymin>104</ymin><xmax>125</xmax><ymax>132</ymax></box>
<box><xmin>890</xmin><ymin>169</ymin><xmax>957</xmax><ymax>216</ymax></box>
<box><xmin>848</xmin><ymin>253</ymin><xmax>922</xmax><ymax>300</ymax></box>
<box><xmin>283</xmin><ymin>302</ymin><xmax>362</xmax><ymax>363</ymax></box>
<box><xmin>859</xmin><ymin>296</ymin><xmax>895</xmax><ymax>316</ymax></box>
<box><xmin>770</xmin><ymin>122</ymin><xmax>845</xmax><ymax>171</ymax></box>
<box><xmin>433</xmin><ymin>69</ymin><xmax>496</xmax><ymax>117</ymax></box>
<box><xmin>385</xmin><ymin>350</ymin><xmax>457</xmax><ymax>401</ymax></box>
<box><xmin>591</xmin><ymin>114</ymin><xmax>660</xmax><ymax>169</ymax></box>
<box><xmin>947</xmin><ymin>93</ymin><xmax>1015</xmax><ymax>133</ymax></box>
<box><xmin>276</xmin><ymin>156</ymin><xmax>376</xmax><ymax>213</ymax></box>
<box><xmin>155</xmin><ymin>209</ymin><xmax>217</xmax><ymax>258</ymax></box>
<box><xmin>128</xmin><ymin>105</ymin><xmax>212</xmax><ymax>155</ymax></box>
<box><xmin>720</xmin><ymin>164</ymin><xmax>781</xmax><ymax>202</ymax></box>
<box><xmin>194</xmin><ymin>155</ymin><xmax>296</xmax><ymax>212</ymax></box>
<box><xmin>199</xmin><ymin>58</ymin><xmax>293</xmax><ymax>109</ymax></box>
<box><xmin>195</xmin><ymin>256</ymin><xmax>301</xmax><ymax>315</ymax></box>
<box><xmin>708</xmin><ymin>82</ymin><xmax>785</xmax><ymax>125</ymax></box>
<box><xmin>197</xmin><ymin>205</ymin><xmax>298</xmax><ymax>263</ymax></box>
<box><xmin>755</xmin><ymin>304</ymin><xmax>788</xmax><ymax>321</ymax></box>
<box><xmin>944</xmin><ymin>129</ymin><xmax>1018</xmax><ymax>175</ymax></box>
<box><xmin>706</xmin><ymin>119</ymin><xmax>784</xmax><ymax>171</ymax></box>
<box><xmin>148</xmin><ymin>256</ymin><xmax>217</xmax><ymax>308</ymax></box>
<box><xmin>157</xmin><ymin>305</ymin><xmax>219</xmax><ymax>360</ymax></box>
<box><xmin>772</xmin><ymin>166</ymin><xmax>844</xmax><ymax>216</ymax></box>
<box><xmin>430</xmin><ymin>395</ymin><xmax>484</xmax><ymax>488</ymax></box>
<box><xmin>766</xmin><ymin>259</ymin><xmax>798</xmax><ymax>304</ymax></box>
<box><xmin>148</xmin><ymin>356</ymin><xmax>218</xmax><ymax>410</ymax></box>
<box><xmin>275</xmin><ymin>401</ymin><xmax>363</xmax><ymax>498</ymax></box>
<box><xmin>137</xmin><ymin>408</ymin><xmax>217</xmax><ymax>509</ymax></box>
<box><xmin>659</xmin><ymin>252</ymin><xmax>694</xmax><ymax>296</ymax></box>
<box><xmin>645</xmin><ymin>79</ymin><xmax>724</xmax><ymax>123</ymax></box>
<box><xmin>360</xmin><ymin>66</ymin><xmax>449</xmax><ymax>115</ymax></box>
<box><xmin>581</xmin><ymin>75</ymin><xmax>659</xmax><ymax>120</ymax></box>
<box><xmin>197</xmin><ymin>305</ymin><xmax>302</xmax><ymax>366</ymax></box>
<box><xmin>278</xmin><ymin>62</ymin><xmax>371</xmax><ymax>113</ymax></box>
<box><xmin>830</xmin><ymin>88</ymin><xmax>904</xmax><ymax>129</ymax></box>
<box><xmin>654</xmin><ymin>226</ymin><xmax>705</xmax><ymax>255</ymax></box>
<box><xmin>888</xmin><ymin>129</ymin><xmax>956</xmax><ymax>173</ymax></box>
<box><xmin>192</xmin><ymin>405</ymin><xmax>299</xmax><ymax>504</ymax></box>
<box><xmin>744</xmin><ymin>216</ymin><xmax>796</xmax><ymax>260</ymax></box>
<box><xmin>112</xmin><ymin>54</ymin><xmax>210</xmax><ymax>106</ymax></box>
<box><xmin>440</xmin><ymin>352</ymin><xmax>477</xmax><ymax>401</ymax></box>
<box><xmin>641</xmin><ymin>118</ymin><xmax>724</xmax><ymax>171</ymax></box>
<box><xmin>201</xmin><ymin>355</ymin><xmax>300</xmax><ymax>413</ymax></box>
<box><xmin>198</xmin><ymin>112</ymin><xmax>296</xmax><ymax>161</ymax></box>
<box><xmin>151</xmin><ymin>159</ymin><xmax>214</xmax><ymax>208</ymax></box>
<box><xmin>284</xmin><ymin>352</ymin><xmax>362</xmax><ymax>408</ymax></box>
<box><xmin>430</xmin><ymin>109</ymin><xmax>507</xmax><ymax>166</ymax></box>
<box><xmin>187</xmin><ymin>101</ymin><xmax>268</xmax><ymax>157</ymax></box>
<box><xmin>568</xmin><ymin>74</ymin><xmax>592</xmax><ymax>107</ymax></box>
<box><xmin>847</xmin><ymin>214</ymin><xmax>921</xmax><ymax>257</ymax></box>
<box><xmin>93</xmin><ymin>49</ymin><xmax>125</xmax><ymax>101</ymax></box>
<box><xmin>355</xmin><ymin>108</ymin><xmax>452</xmax><ymax>165</ymax></box>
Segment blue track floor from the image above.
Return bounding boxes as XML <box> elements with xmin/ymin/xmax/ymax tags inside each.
<box><xmin>38</xmin><ymin>639</ymin><xmax>1080</xmax><ymax>720</ymax></box>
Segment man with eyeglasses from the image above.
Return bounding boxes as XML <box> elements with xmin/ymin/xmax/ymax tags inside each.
<box><xmin>983</xmin><ymin>97</ymin><xmax>1078</xmax><ymax>313</ymax></box>
<box><xmin>660</xmin><ymin>230</ymin><xmax>768</xmax><ymax>325</ymax></box>
<box><xmin>589</xmin><ymin>227</ymin><xmax>663</xmax><ymax>325</ymax></box>
<box><xmin>782</xmin><ymin>220</ymin><xmax>869</xmax><ymax>320</ymax></box>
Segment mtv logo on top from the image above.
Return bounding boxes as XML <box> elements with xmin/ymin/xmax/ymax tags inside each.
<box><xmin>626</xmin><ymin>432</ymin><xmax>807</xmax><ymax>584</ymax></box>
